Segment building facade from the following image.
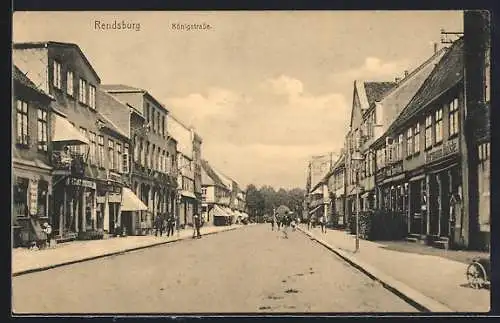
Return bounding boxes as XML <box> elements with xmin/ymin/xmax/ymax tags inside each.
<box><xmin>192</xmin><ymin>130</ymin><xmax>203</xmax><ymax>216</ymax></box>
<box><xmin>102</xmin><ymin>85</ymin><xmax>178</xmax><ymax>235</ymax></box>
<box><xmin>12</xmin><ymin>65</ymin><xmax>55</xmax><ymax>247</ymax></box>
<box><xmin>201</xmin><ymin>159</ymin><xmax>232</xmax><ymax>225</ymax></box>
<box><xmin>13</xmin><ymin>42</ymin><xmax>133</xmax><ymax>242</ymax></box>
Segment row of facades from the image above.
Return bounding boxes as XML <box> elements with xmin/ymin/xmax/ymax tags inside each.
<box><xmin>12</xmin><ymin>41</ymin><xmax>247</xmax><ymax>247</ymax></box>
<box><xmin>306</xmin><ymin>11</ymin><xmax>490</xmax><ymax>251</ymax></box>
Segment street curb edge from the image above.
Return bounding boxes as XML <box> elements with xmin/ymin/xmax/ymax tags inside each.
<box><xmin>297</xmin><ymin>227</ymin><xmax>454</xmax><ymax>313</ymax></box>
<box><xmin>12</xmin><ymin>226</ymin><xmax>241</xmax><ymax>277</ymax></box>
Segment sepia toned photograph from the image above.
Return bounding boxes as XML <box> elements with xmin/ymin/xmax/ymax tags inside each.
<box><xmin>11</xmin><ymin>10</ymin><xmax>490</xmax><ymax>315</ymax></box>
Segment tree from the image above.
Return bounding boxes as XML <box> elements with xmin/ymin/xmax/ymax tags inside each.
<box><xmin>245</xmin><ymin>184</ymin><xmax>264</xmax><ymax>217</ymax></box>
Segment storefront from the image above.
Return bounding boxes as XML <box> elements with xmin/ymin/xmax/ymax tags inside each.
<box><xmin>120</xmin><ymin>186</ymin><xmax>148</xmax><ymax>235</ymax></box>
<box><xmin>13</xmin><ymin>159</ymin><xmax>52</xmax><ymax>247</ymax></box>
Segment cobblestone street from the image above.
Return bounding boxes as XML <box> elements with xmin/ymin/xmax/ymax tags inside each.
<box><xmin>12</xmin><ymin>225</ymin><xmax>416</xmax><ymax>313</ymax></box>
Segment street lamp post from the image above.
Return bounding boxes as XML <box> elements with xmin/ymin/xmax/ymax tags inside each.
<box><xmin>351</xmin><ymin>150</ymin><xmax>364</xmax><ymax>253</ymax></box>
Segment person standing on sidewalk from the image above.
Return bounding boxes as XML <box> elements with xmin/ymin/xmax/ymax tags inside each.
<box><xmin>319</xmin><ymin>215</ymin><xmax>326</xmax><ymax>233</ymax></box>
<box><xmin>193</xmin><ymin>213</ymin><xmax>202</xmax><ymax>239</ymax></box>
<box><xmin>166</xmin><ymin>212</ymin><xmax>174</xmax><ymax>237</ymax></box>
<box><xmin>154</xmin><ymin>214</ymin><xmax>164</xmax><ymax>237</ymax></box>
<box><xmin>43</xmin><ymin>222</ymin><xmax>52</xmax><ymax>248</ymax></box>
<box><xmin>271</xmin><ymin>213</ymin><xmax>276</xmax><ymax>231</ymax></box>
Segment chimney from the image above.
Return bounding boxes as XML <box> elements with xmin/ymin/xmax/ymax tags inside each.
<box><xmin>404</xmin><ymin>70</ymin><xmax>409</xmax><ymax>78</ymax></box>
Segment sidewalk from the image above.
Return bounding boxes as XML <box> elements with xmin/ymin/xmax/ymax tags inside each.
<box><xmin>12</xmin><ymin>224</ymin><xmax>248</xmax><ymax>276</ymax></box>
<box><xmin>299</xmin><ymin>226</ymin><xmax>490</xmax><ymax>313</ymax></box>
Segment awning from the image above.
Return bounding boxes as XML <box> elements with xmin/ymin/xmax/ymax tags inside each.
<box><xmin>224</xmin><ymin>207</ymin><xmax>234</xmax><ymax>217</ymax></box>
<box><xmin>213</xmin><ymin>205</ymin><xmax>231</xmax><ymax>217</ymax></box>
<box><xmin>381</xmin><ymin>173</ymin><xmax>406</xmax><ymax>185</ymax></box>
<box><xmin>121</xmin><ymin>187</ymin><xmax>148</xmax><ymax>211</ymax></box>
<box><xmin>180</xmin><ymin>190</ymin><xmax>197</xmax><ymax>199</ymax></box>
<box><xmin>409</xmin><ymin>174</ymin><xmax>425</xmax><ymax>182</ymax></box>
<box><xmin>361</xmin><ymin>191</ymin><xmax>371</xmax><ymax>198</ymax></box>
<box><xmin>51</xmin><ymin>114</ymin><xmax>89</xmax><ymax>145</ymax></box>
<box><xmin>240</xmin><ymin>212</ymin><xmax>249</xmax><ymax>219</ymax></box>
<box><xmin>309</xmin><ymin>204</ymin><xmax>323</xmax><ymax>214</ymax></box>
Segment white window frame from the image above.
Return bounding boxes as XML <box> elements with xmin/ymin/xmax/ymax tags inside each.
<box><xmin>449</xmin><ymin>98</ymin><xmax>459</xmax><ymax>137</ymax></box>
<box><xmin>89</xmin><ymin>84</ymin><xmax>96</xmax><ymax>110</ymax></box>
<box><xmin>66</xmin><ymin>70</ymin><xmax>74</xmax><ymax>96</ymax></box>
<box><xmin>435</xmin><ymin>108</ymin><xmax>443</xmax><ymax>144</ymax></box>
<box><xmin>79</xmin><ymin>78</ymin><xmax>87</xmax><ymax>104</ymax></box>
<box><xmin>425</xmin><ymin>115</ymin><xmax>433</xmax><ymax>149</ymax></box>
<box><xmin>53</xmin><ymin>60</ymin><xmax>62</xmax><ymax>89</ymax></box>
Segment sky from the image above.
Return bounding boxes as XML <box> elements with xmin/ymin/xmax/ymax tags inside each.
<box><xmin>13</xmin><ymin>11</ymin><xmax>463</xmax><ymax>189</ymax></box>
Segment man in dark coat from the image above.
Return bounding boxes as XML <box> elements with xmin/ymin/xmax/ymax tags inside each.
<box><xmin>166</xmin><ymin>212</ymin><xmax>174</xmax><ymax>237</ymax></box>
<box><xmin>155</xmin><ymin>214</ymin><xmax>164</xmax><ymax>237</ymax></box>
<box><xmin>193</xmin><ymin>213</ymin><xmax>202</xmax><ymax>239</ymax></box>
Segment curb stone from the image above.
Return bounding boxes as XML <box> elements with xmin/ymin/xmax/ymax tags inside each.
<box><xmin>297</xmin><ymin>227</ymin><xmax>454</xmax><ymax>313</ymax></box>
<box><xmin>12</xmin><ymin>226</ymin><xmax>243</xmax><ymax>277</ymax></box>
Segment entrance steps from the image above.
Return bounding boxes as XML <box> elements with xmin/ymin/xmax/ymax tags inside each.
<box><xmin>433</xmin><ymin>237</ymin><xmax>450</xmax><ymax>250</ymax></box>
<box><xmin>405</xmin><ymin>233</ymin><xmax>426</xmax><ymax>244</ymax></box>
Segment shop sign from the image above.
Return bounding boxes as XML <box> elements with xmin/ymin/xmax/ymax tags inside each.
<box><xmin>109</xmin><ymin>193</ymin><xmax>121</xmax><ymax>203</ymax></box>
<box><xmin>425</xmin><ymin>137</ymin><xmax>459</xmax><ymax>164</ymax></box>
<box><xmin>96</xmin><ymin>196</ymin><xmax>106</xmax><ymax>203</ymax></box>
<box><xmin>66</xmin><ymin>177</ymin><xmax>96</xmax><ymax>189</ymax></box>
<box><xmin>108</xmin><ymin>171</ymin><xmax>123</xmax><ymax>183</ymax></box>
<box><xmin>386</xmin><ymin>161</ymin><xmax>404</xmax><ymax>177</ymax></box>
<box><xmin>29</xmin><ymin>179</ymin><xmax>38</xmax><ymax>215</ymax></box>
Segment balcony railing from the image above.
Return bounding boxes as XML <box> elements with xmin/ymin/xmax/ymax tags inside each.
<box><xmin>52</xmin><ymin>151</ymin><xmax>85</xmax><ymax>176</ymax></box>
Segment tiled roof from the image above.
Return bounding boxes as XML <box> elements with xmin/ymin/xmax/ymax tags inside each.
<box><xmin>388</xmin><ymin>38</ymin><xmax>464</xmax><ymax>133</ymax></box>
<box><xmin>101</xmin><ymin>84</ymin><xmax>144</xmax><ymax>92</ymax></box>
<box><xmin>13</xmin><ymin>65</ymin><xmax>51</xmax><ymax>98</ymax></box>
<box><xmin>97</xmin><ymin>112</ymin><xmax>129</xmax><ymax>139</ymax></box>
<box><xmin>364</xmin><ymin>82</ymin><xmax>397</xmax><ymax>106</ymax></box>
<box><xmin>201</xmin><ymin>159</ymin><xmax>227</xmax><ymax>188</ymax></box>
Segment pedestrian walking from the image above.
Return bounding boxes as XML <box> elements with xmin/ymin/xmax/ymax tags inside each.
<box><xmin>193</xmin><ymin>213</ymin><xmax>202</xmax><ymax>239</ymax></box>
<box><xmin>282</xmin><ymin>213</ymin><xmax>290</xmax><ymax>239</ymax></box>
<box><xmin>271</xmin><ymin>214</ymin><xmax>276</xmax><ymax>231</ymax></box>
<box><xmin>166</xmin><ymin>213</ymin><xmax>175</xmax><ymax>237</ymax></box>
<box><xmin>155</xmin><ymin>214</ymin><xmax>164</xmax><ymax>237</ymax></box>
<box><xmin>307</xmin><ymin>216</ymin><xmax>311</xmax><ymax>230</ymax></box>
<box><xmin>43</xmin><ymin>222</ymin><xmax>52</xmax><ymax>248</ymax></box>
<box><xmin>319</xmin><ymin>215</ymin><xmax>326</xmax><ymax>233</ymax></box>
<box><xmin>277</xmin><ymin>217</ymin><xmax>281</xmax><ymax>230</ymax></box>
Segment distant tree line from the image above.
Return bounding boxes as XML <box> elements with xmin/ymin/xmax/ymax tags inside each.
<box><xmin>245</xmin><ymin>184</ymin><xmax>306</xmax><ymax>220</ymax></box>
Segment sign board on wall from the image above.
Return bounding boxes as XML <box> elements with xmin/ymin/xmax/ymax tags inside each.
<box><xmin>425</xmin><ymin>137</ymin><xmax>459</xmax><ymax>164</ymax></box>
<box><xmin>108</xmin><ymin>194</ymin><xmax>122</xmax><ymax>203</ymax></box>
<box><xmin>29</xmin><ymin>179</ymin><xmax>38</xmax><ymax>215</ymax></box>
<box><xmin>66</xmin><ymin>177</ymin><xmax>96</xmax><ymax>190</ymax></box>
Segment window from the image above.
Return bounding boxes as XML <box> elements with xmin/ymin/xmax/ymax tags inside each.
<box><xmin>162</xmin><ymin>116</ymin><xmax>165</xmax><ymax>137</ymax></box>
<box><xmin>151</xmin><ymin>144</ymin><xmax>156</xmax><ymax>169</ymax></box>
<box><xmin>146</xmin><ymin>104</ymin><xmax>150</xmax><ymax>124</ymax></box>
<box><xmin>37</xmin><ymin>109</ymin><xmax>48</xmax><ymax>151</ymax></box>
<box><xmin>414</xmin><ymin>123</ymin><xmax>420</xmax><ymax>153</ymax></box>
<box><xmin>108</xmin><ymin>139</ymin><xmax>115</xmax><ymax>170</ymax></box>
<box><xmin>79</xmin><ymin>78</ymin><xmax>87</xmax><ymax>103</ymax></box>
<box><xmin>16</xmin><ymin>100</ymin><xmax>29</xmax><ymax>146</ymax></box>
<box><xmin>166</xmin><ymin>152</ymin><xmax>171</xmax><ymax>172</ymax></box>
<box><xmin>145</xmin><ymin>142</ymin><xmax>150</xmax><ymax>168</ymax></box>
<box><xmin>152</xmin><ymin>110</ymin><xmax>156</xmax><ymax>133</ymax></box>
<box><xmin>157</xmin><ymin>112</ymin><xmax>161</xmax><ymax>134</ymax></box>
<box><xmin>140</xmin><ymin>140</ymin><xmax>145</xmax><ymax>166</ymax></box>
<box><xmin>398</xmin><ymin>134</ymin><xmax>404</xmax><ymax>160</ymax></box>
<box><xmin>157</xmin><ymin>147</ymin><xmax>161</xmax><ymax>171</ymax></box>
<box><xmin>79</xmin><ymin>128</ymin><xmax>87</xmax><ymax>155</ymax></box>
<box><xmin>425</xmin><ymin>115</ymin><xmax>433</xmax><ymax>149</ymax></box>
<box><xmin>133</xmin><ymin>136</ymin><xmax>139</xmax><ymax>162</ymax></box>
<box><xmin>406</xmin><ymin>127</ymin><xmax>413</xmax><ymax>156</ymax></box>
<box><xmin>449</xmin><ymin>98</ymin><xmax>459</xmax><ymax>137</ymax></box>
<box><xmin>89</xmin><ymin>85</ymin><xmax>96</xmax><ymax>109</ymax></box>
<box><xmin>122</xmin><ymin>143</ymin><xmax>129</xmax><ymax>173</ymax></box>
<box><xmin>116</xmin><ymin>143</ymin><xmax>122</xmax><ymax>172</ymax></box>
<box><xmin>66</xmin><ymin>70</ymin><xmax>74</xmax><ymax>96</ymax></box>
<box><xmin>89</xmin><ymin>132</ymin><xmax>96</xmax><ymax>164</ymax></box>
<box><xmin>53</xmin><ymin>60</ymin><xmax>61</xmax><ymax>89</ymax></box>
<box><xmin>435</xmin><ymin>108</ymin><xmax>443</xmax><ymax>144</ymax></box>
<box><xmin>485</xmin><ymin>46</ymin><xmax>490</xmax><ymax>103</ymax></box>
<box><xmin>98</xmin><ymin>135</ymin><xmax>104</xmax><ymax>167</ymax></box>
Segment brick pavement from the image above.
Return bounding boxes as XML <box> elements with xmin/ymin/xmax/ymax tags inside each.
<box><xmin>301</xmin><ymin>226</ymin><xmax>490</xmax><ymax>312</ymax></box>
<box><xmin>12</xmin><ymin>224</ymin><xmax>247</xmax><ymax>276</ymax></box>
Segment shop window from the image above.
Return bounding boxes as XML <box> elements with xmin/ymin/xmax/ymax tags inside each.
<box><xmin>435</xmin><ymin>108</ymin><xmax>443</xmax><ymax>144</ymax></box>
<box><xmin>37</xmin><ymin>109</ymin><xmax>48</xmax><ymax>152</ymax></box>
<box><xmin>37</xmin><ymin>180</ymin><xmax>48</xmax><ymax>217</ymax></box>
<box><xmin>425</xmin><ymin>115</ymin><xmax>433</xmax><ymax>150</ymax></box>
<box><xmin>449</xmin><ymin>98</ymin><xmax>459</xmax><ymax>137</ymax></box>
<box><xmin>14</xmin><ymin>177</ymin><xmax>29</xmax><ymax>218</ymax></box>
<box><xmin>16</xmin><ymin>100</ymin><xmax>29</xmax><ymax>146</ymax></box>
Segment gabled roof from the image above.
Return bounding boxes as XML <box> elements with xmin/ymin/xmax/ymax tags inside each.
<box><xmin>97</xmin><ymin>112</ymin><xmax>129</xmax><ymax>140</ymax></box>
<box><xmin>13</xmin><ymin>41</ymin><xmax>101</xmax><ymax>83</ymax></box>
<box><xmin>332</xmin><ymin>152</ymin><xmax>346</xmax><ymax>171</ymax></box>
<box><xmin>387</xmin><ymin>38</ymin><xmax>464</xmax><ymax>134</ymax></box>
<box><xmin>364</xmin><ymin>82</ymin><xmax>397</xmax><ymax>107</ymax></box>
<box><xmin>13</xmin><ymin>65</ymin><xmax>52</xmax><ymax>100</ymax></box>
<box><xmin>201</xmin><ymin>159</ymin><xmax>227</xmax><ymax>189</ymax></box>
<box><xmin>102</xmin><ymin>84</ymin><xmax>169</xmax><ymax>113</ymax></box>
